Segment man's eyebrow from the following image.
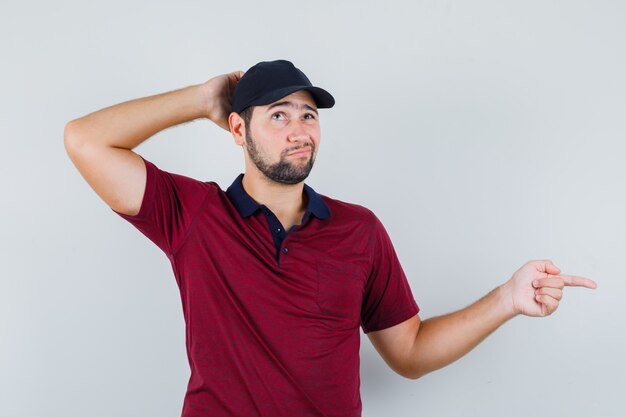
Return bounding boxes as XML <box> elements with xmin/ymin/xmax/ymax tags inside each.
<box><xmin>266</xmin><ymin>101</ymin><xmax>318</xmax><ymax>115</ymax></box>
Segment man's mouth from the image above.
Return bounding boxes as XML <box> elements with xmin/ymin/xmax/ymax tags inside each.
<box><xmin>287</xmin><ymin>145</ymin><xmax>313</xmax><ymax>156</ymax></box>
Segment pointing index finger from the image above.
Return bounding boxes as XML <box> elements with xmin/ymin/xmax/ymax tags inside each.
<box><xmin>555</xmin><ymin>274</ymin><xmax>597</xmax><ymax>289</ymax></box>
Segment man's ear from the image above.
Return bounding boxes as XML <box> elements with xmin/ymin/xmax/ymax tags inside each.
<box><xmin>229</xmin><ymin>112</ymin><xmax>245</xmax><ymax>146</ymax></box>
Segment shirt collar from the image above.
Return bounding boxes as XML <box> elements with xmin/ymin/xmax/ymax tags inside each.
<box><xmin>226</xmin><ymin>174</ymin><xmax>331</xmax><ymax>220</ymax></box>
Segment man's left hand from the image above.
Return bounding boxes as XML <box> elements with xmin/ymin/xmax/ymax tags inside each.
<box><xmin>500</xmin><ymin>260</ymin><xmax>597</xmax><ymax>317</ymax></box>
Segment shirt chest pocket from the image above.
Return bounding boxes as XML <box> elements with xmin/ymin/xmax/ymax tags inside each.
<box><xmin>316</xmin><ymin>262</ymin><xmax>365</xmax><ymax>329</ymax></box>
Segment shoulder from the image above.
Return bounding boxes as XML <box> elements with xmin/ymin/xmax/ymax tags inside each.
<box><xmin>138</xmin><ymin>157</ymin><xmax>229</xmax><ymax>217</ymax></box>
<box><xmin>144</xmin><ymin>157</ymin><xmax>220</xmax><ymax>195</ymax></box>
<box><xmin>320</xmin><ymin>193</ymin><xmax>379</xmax><ymax>228</ymax></box>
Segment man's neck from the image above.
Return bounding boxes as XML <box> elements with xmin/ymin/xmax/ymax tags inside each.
<box><xmin>241</xmin><ymin>170</ymin><xmax>308</xmax><ymax>229</ymax></box>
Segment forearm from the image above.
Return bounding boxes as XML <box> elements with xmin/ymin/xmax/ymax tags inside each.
<box><xmin>65</xmin><ymin>84</ymin><xmax>207</xmax><ymax>150</ymax></box>
<box><xmin>407</xmin><ymin>285</ymin><xmax>516</xmax><ymax>378</ymax></box>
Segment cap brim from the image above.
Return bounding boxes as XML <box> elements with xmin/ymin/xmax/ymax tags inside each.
<box><xmin>246</xmin><ymin>85</ymin><xmax>335</xmax><ymax>111</ymax></box>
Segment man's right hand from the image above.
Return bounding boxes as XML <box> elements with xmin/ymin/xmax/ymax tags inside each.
<box><xmin>64</xmin><ymin>71</ymin><xmax>243</xmax><ymax>216</ymax></box>
<box><xmin>200</xmin><ymin>70</ymin><xmax>245</xmax><ymax>131</ymax></box>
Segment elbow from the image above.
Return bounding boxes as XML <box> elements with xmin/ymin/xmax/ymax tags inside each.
<box><xmin>403</xmin><ymin>372</ymin><xmax>421</xmax><ymax>381</ymax></box>
<box><xmin>399</xmin><ymin>367</ymin><xmax>427</xmax><ymax>381</ymax></box>
<box><xmin>392</xmin><ymin>359</ymin><xmax>429</xmax><ymax>380</ymax></box>
<box><xmin>64</xmin><ymin>119</ymin><xmax>85</xmax><ymax>156</ymax></box>
<box><xmin>64</xmin><ymin>120</ymin><xmax>77</xmax><ymax>152</ymax></box>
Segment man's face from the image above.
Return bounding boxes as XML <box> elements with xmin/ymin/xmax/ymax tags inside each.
<box><xmin>243</xmin><ymin>90</ymin><xmax>320</xmax><ymax>185</ymax></box>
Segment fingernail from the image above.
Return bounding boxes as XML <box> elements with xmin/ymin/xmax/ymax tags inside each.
<box><xmin>533</xmin><ymin>280</ymin><xmax>539</xmax><ymax>287</ymax></box>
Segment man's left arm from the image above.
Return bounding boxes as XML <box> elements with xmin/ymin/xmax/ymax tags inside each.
<box><xmin>367</xmin><ymin>260</ymin><xmax>597</xmax><ymax>380</ymax></box>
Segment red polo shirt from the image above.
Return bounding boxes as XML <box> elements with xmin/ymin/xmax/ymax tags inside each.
<box><xmin>114</xmin><ymin>157</ymin><xmax>419</xmax><ymax>417</ymax></box>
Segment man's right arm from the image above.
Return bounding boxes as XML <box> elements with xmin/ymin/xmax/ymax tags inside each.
<box><xmin>63</xmin><ymin>71</ymin><xmax>243</xmax><ymax>216</ymax></box>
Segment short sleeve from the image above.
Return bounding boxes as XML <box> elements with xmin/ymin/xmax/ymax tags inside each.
<box><xmin>113</xmin><ymin>156</ymin><xmax>213</xmax><ymax>256</ymax></box>
<box><xmin>360</xmin><ymin>214</ymin><xmax>419</xmax><ymax>333</ymax></box>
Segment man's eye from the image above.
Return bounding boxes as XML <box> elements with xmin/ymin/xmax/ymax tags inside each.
<box><xmin>271</xmin><ymin>113</ymin><xmax>286</xmax><ymax>120</ymax></box>
<box><xmin>304</xmin><ymin>113</ymin><xmax>316</xmax><ymax>120</ymax></box>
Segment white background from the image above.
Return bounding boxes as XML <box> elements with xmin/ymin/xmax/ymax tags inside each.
<box><xmin>1</xmin><ymin>1</ymin><xmax>624</xmax><ymax>416</ymax></box>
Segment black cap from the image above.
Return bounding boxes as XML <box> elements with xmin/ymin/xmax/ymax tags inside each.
<box><xmin>231</xmin><ymin>60</ymin><xmax>335</xmax><ymax>114</ymax></box>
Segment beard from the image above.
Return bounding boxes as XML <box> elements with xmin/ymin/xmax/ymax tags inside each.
<box><xmin>245</xmin><ymin>130</ymin><xmax>316</xmax><ymax>185</ymax></box>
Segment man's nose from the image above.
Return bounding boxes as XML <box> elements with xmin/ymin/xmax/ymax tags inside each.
<box><xmin>287</xmin><ymin>119</ymin><xmax>310</xmax><ymax>142</ymax></box>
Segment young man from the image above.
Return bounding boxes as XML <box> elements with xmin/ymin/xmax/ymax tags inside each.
<box><xmin>64</xmin><ymin>60</ymin><xmax>597</xmax><ymax>417</ymax></box>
